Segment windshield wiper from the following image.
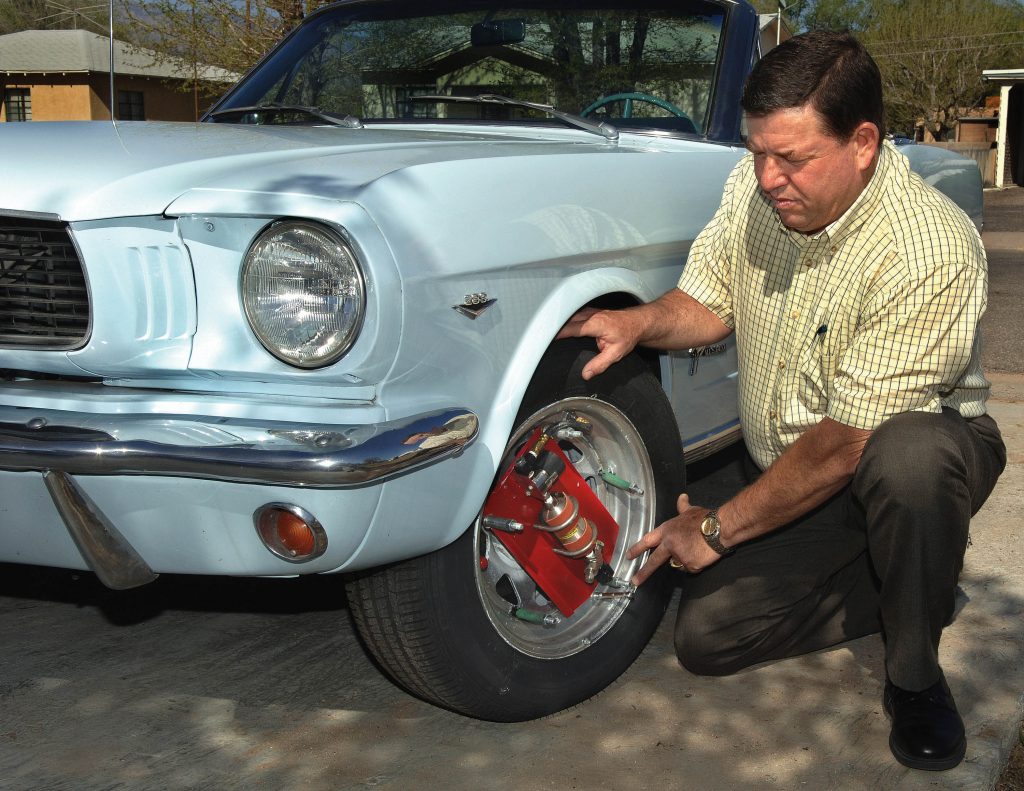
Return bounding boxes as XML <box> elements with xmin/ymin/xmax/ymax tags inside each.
<box><xmin>207</xmin><ymin>103</ymin><xmax>363</xmax><ymax>128</ymax></box>
<box><xmin>408</xmin><ymin>94</ymin><xmax>618</xmax><ymax>141</ymax></box>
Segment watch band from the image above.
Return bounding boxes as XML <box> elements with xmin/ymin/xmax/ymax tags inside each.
<box><xmin>700</xmin><ymin>509</ymin><xmax>734</xmax><ymax>556</ymax></box>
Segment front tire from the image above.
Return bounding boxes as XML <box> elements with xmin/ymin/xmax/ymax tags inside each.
<box><xmin>346</xmin><ymin>340</ymin><xmax>685</xmax><ymax>721</ymax></box>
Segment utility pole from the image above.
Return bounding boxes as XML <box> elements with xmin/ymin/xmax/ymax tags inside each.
<box><xmin>108</xmin><ymin>0</ymin><xmax>115</xmax><ymax>123</ymax></box>
<box><xmin>191</xmin><ymin>0</ymin><xmax>199</xmax><ymax>121</ymax></box>
<box><xmin>777</xmin><ymin>1</ymin><xmax>800</xmax><ymax>47</ymax></box>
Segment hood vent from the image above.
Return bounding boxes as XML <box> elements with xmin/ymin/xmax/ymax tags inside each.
<box><xmin>0</xmin><ymin>217</ymin><xmax>90</xmax><ymax>350</ymax></box>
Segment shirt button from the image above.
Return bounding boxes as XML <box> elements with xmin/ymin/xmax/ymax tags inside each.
<box><xmin>769</xmin><ymin>410</ymin><xmax>778</xmax><ymax>420</ymax></box>
<box><xmin>778</xmin><ymin>360</ymin><xmax>786</xmax><ymax>369</ymax></box>
<box><xmin>790</xmin><ymin>310</ymin><xmax>800</xmax><ymax>319</ymax></box>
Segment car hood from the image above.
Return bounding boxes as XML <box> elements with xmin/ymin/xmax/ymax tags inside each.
<box><xmin>0</xmin><ymin>121</ymin><xmax>628</xmax><ymax>222</ymax></box>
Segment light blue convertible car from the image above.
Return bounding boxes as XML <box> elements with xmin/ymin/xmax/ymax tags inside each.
<box><xmin>0</xmin><ymin>0</ymin><xmax>982</xmax><ymax>720</ymax></box>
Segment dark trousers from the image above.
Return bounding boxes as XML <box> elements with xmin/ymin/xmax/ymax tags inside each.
<box><xmin>674</xmin><ymin>408</ymin><xmax>1006</xmax><ymax>691</ymax></box>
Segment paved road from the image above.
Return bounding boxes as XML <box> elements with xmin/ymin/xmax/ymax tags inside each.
<box><xmin>0</xmin><ymin>189</ymin><xmax>1021</xmax><ymax>791</ymax></box>
<box><xmin>981</xmin><ymin>187</ymin><xmax>1024</xmax><ymax>374</ymax></box>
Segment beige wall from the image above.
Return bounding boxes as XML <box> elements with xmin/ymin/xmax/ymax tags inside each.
<box><xmin>2</xmin><ymin>73</ymin><xmax>228</xmax><ymax>122</ymax></box>
<box><xmin>1</xmin><ymin>77</ymin><xmax>93</xmax><ymax>120</ymax></box>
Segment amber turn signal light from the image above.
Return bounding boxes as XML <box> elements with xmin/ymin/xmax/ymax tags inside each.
<box><xmin>254</xmin><ymin>503</ymin><xmax>328</xmax><ymax>562</ymax></box>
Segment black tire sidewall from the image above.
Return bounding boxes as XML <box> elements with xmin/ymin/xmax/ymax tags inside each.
<box><xmin>424</xmin><ymin>339</ymin><xmax>685</xmax><ymax>720</ymax></box>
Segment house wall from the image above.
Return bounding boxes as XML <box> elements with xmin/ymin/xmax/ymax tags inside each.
<box><xmin>1</xmin><ymin>73</ymin><xmax>227</xmax><ymax>122</ymax></box>
<box><xmin>757</xmin><ymin>16</ymin><xmax>794</xmax><ymax>53</ymax></box>
<box><xmin>1</xmin><ymin>78</ymin><xmax>93</xmax><ymax>120</ymax></box>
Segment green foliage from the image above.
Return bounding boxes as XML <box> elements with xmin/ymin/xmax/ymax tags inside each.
<box><xmin>800</xmin><ymin>0</ymin><xmax>873</xmax><ymax>32</ymax></box>
<box><xmin>744</xmin><ymin>0</ymin><xmax>872</xmax><ymax>34</ymax></box>
<box><xmin>862</xmin><ymin>0</ymin><xmax>1024</xmax><ymax>138</ymax></box>
<box><xmin>755</xmin><ymin>0</ymin><xmax>1022</xmax><ymax>140</ymax></box>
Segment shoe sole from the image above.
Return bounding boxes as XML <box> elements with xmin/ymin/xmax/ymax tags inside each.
<box><xmin>888</xmin><ymin>732</ymin><xmax>966</xmax><ymax>771</ymax></box>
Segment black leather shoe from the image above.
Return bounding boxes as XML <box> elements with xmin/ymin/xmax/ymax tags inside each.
<box><xmin>883</xmin><ymin>675</ymin><xmax>966</xmax><ymax>771</ymax></box>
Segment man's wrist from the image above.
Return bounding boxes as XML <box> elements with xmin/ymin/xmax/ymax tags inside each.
<box><xmin>699</xmin><ymin>508</ymin><xmax>734</xmax><ymax>556</ymax></box>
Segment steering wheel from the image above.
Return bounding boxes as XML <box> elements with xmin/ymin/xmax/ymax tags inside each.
<box><xmin>582</xmin><ymin>92</ymin><xmax>692</xmax><ymax>121</ymax></box>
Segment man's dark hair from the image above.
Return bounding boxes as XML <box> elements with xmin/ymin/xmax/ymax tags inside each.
<box><xmin>742</xmin><ymin>31</ymin><xmax>885</xmax><ymax>143</ymax></box>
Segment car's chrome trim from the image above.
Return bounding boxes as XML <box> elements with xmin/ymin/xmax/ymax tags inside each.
<box><xmin>0</xmin><ymin>208</ymin><xmax>62</xmax><ymax>221</ymax></box>
<box><xmin>683</xmin><ymin>420</ymin><xmax>743</xmax><ymax>464</ymax></box>
<box><xmin>0</xmin><ymin>407</ymin><xmax>479</xmax><ymax>488</ymax></box>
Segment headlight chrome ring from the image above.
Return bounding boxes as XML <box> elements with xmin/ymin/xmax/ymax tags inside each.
<box><xmin>241</xmin><ymin>220</ymin><xmax>365</xmax><ymax>369</ymax></box>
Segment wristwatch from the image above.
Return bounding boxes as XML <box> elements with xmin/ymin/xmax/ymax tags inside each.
<box><xmin>700</xmin><ymin>509</ymin><xmax>734</xmax><ymax>556</ymax></box>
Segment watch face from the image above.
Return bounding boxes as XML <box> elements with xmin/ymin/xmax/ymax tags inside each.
<box><xmin>701</xmin><ymin>516</ymin><xmax>718</xmax><ymax>537</ymax></box>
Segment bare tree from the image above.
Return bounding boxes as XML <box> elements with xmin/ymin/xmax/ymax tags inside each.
<box><xmin>124</xmin><ymin>0</ymin><xmax>332</xmax><ymax>75</ymax></box>
<box><xmin>1</xmin><ymin>0</ymin><xmax>119</xmax><ymax>35</ymax></box>
<box><xmin>864</xmin><ymin>0</ymin><xmax>1024</xmax><ymax>140</ymax></box>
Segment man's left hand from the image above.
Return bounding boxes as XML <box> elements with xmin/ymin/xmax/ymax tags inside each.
<box><xmin>626</xmin><ymin>494</ymin><xmax>722</xmax><ymax>584</ymax></box>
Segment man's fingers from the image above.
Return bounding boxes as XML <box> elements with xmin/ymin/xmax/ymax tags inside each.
<box><xmin>627</xmin><ymin>525</ymin><xmax>672</xmax><ymax>585</ymax></box>
<box><xmin>554</xmin><ymin>307</ymin><xmax>600</xmax><ymax>340</ymax></box>
<box><xmin>555</xmin><ymin>307</ymin><xmax>641</xmax><ymax>381</ymax></box>
<box><xmin>580</xmin><ymin>347</ymin><xmax>620</xmax><ymax>380</ymax></box>
<box><xmin>626</xmin><ymin>527</ymin><xmax>660</xmax><ymax>560</ymax></box>
<box><xmin>632</xmin><ymin>555</ymin><xmax>663</xmax><ymax>586</ymax></box>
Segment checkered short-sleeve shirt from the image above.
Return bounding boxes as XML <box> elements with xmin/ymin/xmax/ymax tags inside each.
<box><xmin>678</xmin><ymin>140</ymin><xmax>990</xmax><ymax>470</ymax></box>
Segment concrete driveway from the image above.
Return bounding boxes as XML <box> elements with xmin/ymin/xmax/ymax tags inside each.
<box><xmin>0</xmin><ymin>190</ymin><xmax>1022</xmax><ymax>791</ymax></box>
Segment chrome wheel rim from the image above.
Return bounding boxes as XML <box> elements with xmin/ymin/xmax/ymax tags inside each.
<box><xmin>473</xmin><ymin>397</ymin><xmax>656</xmax><ymax>659</ymax></box>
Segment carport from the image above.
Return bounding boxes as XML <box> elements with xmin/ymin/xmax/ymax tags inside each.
<box><xmin>984</xmin><ymin>68</ymin><xmax>1024</xmax><ymax>187</ymax></box>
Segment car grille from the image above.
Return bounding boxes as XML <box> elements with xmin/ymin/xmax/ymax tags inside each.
<box><xmin>0</xmin><ymin>217</ymin><xmax>89</xmax><ymax>349</ymax></box>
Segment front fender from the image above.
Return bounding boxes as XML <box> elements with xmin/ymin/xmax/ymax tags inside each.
<box><xmin>342</xmin><ymin>261</ymin><xmax>682</xmax><ymax>571</ymax></box>
<box><xmin>470</xmin><ymin>266</ymin><xmax>668</xmax><ymax>471</ymax></box>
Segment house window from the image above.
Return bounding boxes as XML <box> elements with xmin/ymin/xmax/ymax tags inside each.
<box><xmin>3</xmin><ymin>89</ymin><xmax>31</xmax><ymax>122</ymax></box>
<box><xmin>117</xmin><ymin>90</ymin><xmax>145</xmax><ymax>121</ymax></box>
<box><xmin>395</xmin><ymin>87</ymin><xmax>437</xmax><ymax>119</ymax></box>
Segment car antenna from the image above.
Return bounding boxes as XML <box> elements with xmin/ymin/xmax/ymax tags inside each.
<box><xmin>108</xmin><ymin>0</ymin><xmax>116</xmax><ymax>128</ymax></box>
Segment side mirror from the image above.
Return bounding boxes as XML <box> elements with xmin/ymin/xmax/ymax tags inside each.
<box><xmin>471</xmin><ymin>19</ymin><xmax>526</xmax><ymax>46</ymax></box>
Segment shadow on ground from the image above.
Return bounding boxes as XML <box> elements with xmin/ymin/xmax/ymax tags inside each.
<box><xmin>1</xmin><ymin>435</ymin><xmax>1021</xmax><ymax>790</ymax></box>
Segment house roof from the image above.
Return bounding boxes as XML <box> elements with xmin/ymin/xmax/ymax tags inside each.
<box><xmin>0</xmin><ymin>29</ymin><xmax>236</xmax><ymax>82</ymax></box>
<box><xmin>757</xmin><ymin>14</ymin><xmax>794</xmax><ymax>34</ymax></box>
<box><xmin>983</xmin><ymin>68</ymin><xmax>1024</xmax><ymax>84</ymax></box>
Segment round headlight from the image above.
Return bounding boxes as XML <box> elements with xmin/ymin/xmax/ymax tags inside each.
<box><xmin>241</xmin><ymin>221</ymin><xmax>365</xmax><ymax>369</ymax></box>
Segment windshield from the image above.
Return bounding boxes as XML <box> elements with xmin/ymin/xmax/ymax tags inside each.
<box><xmin>211</xmin><ymin>1</ymin><xmax>726</xmax><ymax>137</ymax></box>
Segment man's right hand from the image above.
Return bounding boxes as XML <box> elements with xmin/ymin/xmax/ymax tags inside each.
<box><xmin>555</xmin><ymin>306</ymin><xmax>644</xmax><ymax>380</ymax></box>
<box><xmin>556</xmin><ymin>289</ymin><xmax>730</xmax><ymax>381</ymax></box>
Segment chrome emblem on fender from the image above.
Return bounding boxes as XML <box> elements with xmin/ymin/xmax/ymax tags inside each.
<box><xmin>453</xmin><ymin>292</ymin><xmax>496</xmax><ymax>319</ymax></box>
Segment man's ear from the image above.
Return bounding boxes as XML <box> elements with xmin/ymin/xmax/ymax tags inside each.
<box><xmin>852</xmin><ymin>121</ymin><xmax>880</xmax><ymax>172</ymax></box>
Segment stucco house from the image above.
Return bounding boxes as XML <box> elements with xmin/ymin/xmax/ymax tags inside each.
<box><xmin>1</xmin><ymin>29</ymin><xmax>236</xmax><ymax>123</ymax></box>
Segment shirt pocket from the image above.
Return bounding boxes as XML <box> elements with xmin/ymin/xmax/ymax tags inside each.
<box><xmin>796</xmin><ymin>310</ymin><xmax>838</xmax><ymax>414</ymax></box>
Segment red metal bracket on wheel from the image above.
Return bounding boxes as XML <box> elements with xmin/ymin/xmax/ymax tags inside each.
<box><xmin>481</xmin><ymin>430</ymin><xmax>620</xmax><ymax>617</ymax></box>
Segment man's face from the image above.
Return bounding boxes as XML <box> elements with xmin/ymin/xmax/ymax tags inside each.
<box><xmin>745</xmin><ymin>105</ymin><xmax>879</xmax><ymax>234</ymax></box>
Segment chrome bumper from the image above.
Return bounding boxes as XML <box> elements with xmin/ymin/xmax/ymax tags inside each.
<box><xmin>0</xmin><ymin>406</ymin><xmax>478</xmax><ymax>590</ymax></box>
<box><xmin>0</xmin><ymin>407</ymin><xmax>479</xmax><ymax>488</ymax></box>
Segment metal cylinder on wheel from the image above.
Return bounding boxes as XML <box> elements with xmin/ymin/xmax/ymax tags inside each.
<box><xmin>540</xmin><ymin>490</ymin><xmax>598</xmax><ymax>558</ymax></box>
